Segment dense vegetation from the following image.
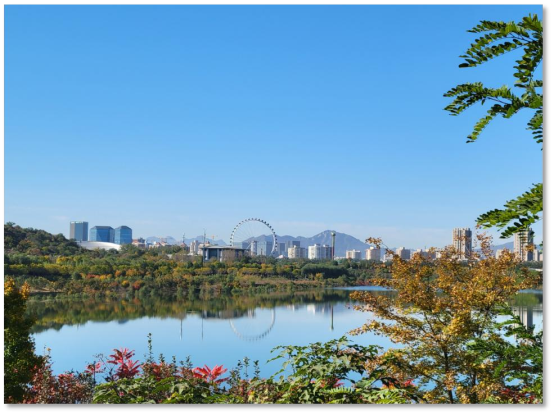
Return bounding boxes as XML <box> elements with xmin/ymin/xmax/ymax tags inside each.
<box><xmin>5</xmin><ymin>222</ymin><xmax>82</xmax><ymax>256</ymax></box>
<box><xmin>4</xmin><ymin>223</ymin><xmax>387</xmax><ymax>298</ymax></box>
<box><xmin>4</xmin><ymin>279</ymin><xmax>44</xmax><ymax>403</ymax></box>
<box><xmin>21</xmin><ymin>335</ymin><xmax>420</xmax><ymax>404</ymax></box>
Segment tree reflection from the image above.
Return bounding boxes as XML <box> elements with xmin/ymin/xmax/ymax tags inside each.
<box><xmin>27</xmin><ymin>290</ymin><xmax>353</xmax><ymax>334</ymax></box>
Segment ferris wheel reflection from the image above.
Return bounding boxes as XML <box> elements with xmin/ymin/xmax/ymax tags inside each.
<box><xmin>228</xmin><ymin>309</ymin><xmax>276</xmax><ymax>342</ymax></box>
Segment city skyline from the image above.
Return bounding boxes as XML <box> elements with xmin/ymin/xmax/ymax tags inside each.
<box><xmin>7</xmin><ymin>209</ymin><xmax>544</xmax><ymax>251</ymax></box>
<box><xmin>65</xmin><ymin>218</ymin><xmax>532</xmax><ymax>257</ymax></box>
<box><xmin>4</xmin><ymin>5</ymin><xmax>543</xmax><ymax>248</ymax></box>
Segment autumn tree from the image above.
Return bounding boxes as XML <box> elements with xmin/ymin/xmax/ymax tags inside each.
<box><xmin>4</xmin><ymin>278</ymin><xmax>44</xmax><ymax>403</ymax></box>
<box><xmin>444</xmin><ymin>14</ymin><xmax>542</xmax><ymax>238</ymax></box>
<box><xmin>350</xmin><ymin>236</ymin><xmax>539</xmax><ymax>403</ymax></box>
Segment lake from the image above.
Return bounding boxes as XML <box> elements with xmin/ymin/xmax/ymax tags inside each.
<box><xmin>27</xmin><ymin>288</ymin><xmax>543</xmax><ymax>378</ymax></box>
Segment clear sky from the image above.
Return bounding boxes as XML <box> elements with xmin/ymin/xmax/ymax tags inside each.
<box><xmin>4</xmin><ymin>5</ymin><xmax>543</xmax><ymax>248</ymax></box>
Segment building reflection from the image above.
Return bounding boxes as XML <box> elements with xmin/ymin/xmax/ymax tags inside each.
<box><xmin>510</xmin><ymin>292</ymin><xmax>543</xmax><ymax>331</ymax></box>
<box><xmin>511</xmin><ymin>304</ymin><xmax>543</xmax><ymax>331</ymax></box>
<box><xmin>29</xmin><ymin>290</ymin><xmax>543</xmax><ymax>342</ymax></box>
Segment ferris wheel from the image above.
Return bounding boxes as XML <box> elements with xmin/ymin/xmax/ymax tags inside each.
<box><xmin>230</xmin><ymin>218</ymin><xmax>278</xmax><ymax>256</ymax></box>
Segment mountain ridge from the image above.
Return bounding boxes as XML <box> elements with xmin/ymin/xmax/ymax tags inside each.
<box><xmin>146</xmin><ymin>231</ymin><xmax>516</xmax><ymax>258</ymax></box>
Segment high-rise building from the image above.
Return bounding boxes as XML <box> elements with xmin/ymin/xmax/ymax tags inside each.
<box><xmin>114</xmin><ymin>226</ymin><xmax>133</xmax><ymax>245</ymax></box>
<box><xmin>452</xmin><ymin>228</ymin><xmax>472</xmax><ymax>259</ymax></box>
<box><xmin>396</xmin><ymin>247</ymin><xmax>411</xmax><ymax>260</ymax></box>
<box><xmin>190</xmin><ymin>240</ymin><xmax>199</xmax><ymax>255</ymax></box>
<box><xmin>278</xmin><ymin>242</ymin><xmax>286</xmax><ymax>256</ymax></box>
<box><xmin>514</xmin><ymin>229</ymin><xmax>534</xmax><ymax>261</ymax></box>
<box><xmin>288</xmin><ymin>246</ymin><xmax>307</xmax><ymax>259</ymax></box>
<box><xmin>308</xmin><ymin>244</ymin><xmax>332</xmax><ymax>260</ymax></box>
<box><xmin>251</xmin><ymin>240</ymin><xmax>258</xmax><ymax>256</ymax></box>
<box><xmin>365</xmin><ymin>247</ymin><xmax>381</xmax><ymax>261</ymax></box>
<box><xmin>89</xmin><ymin>226</ymin><xmax>114</xmax><ymax>243</ymax></box>
<box><xmin>69</xmin><ymin>221</ymin><xmax>88</xmax><ymax>241</ymax></box>
<box><xmin>286</xmin><ymin>241</ymin><xmax>301</xmax><ymax>250</ymax></box>
<box><xmin>346</xmin><ymin>249</ymin><xmax>361</xmax><ymax>260</ymax></box>
<box><xmin>331</xmin><ymin>231</ymin><xmax>336</xmax><ymax>260</ymax></box>
<box><xmin>257</xmin><ymin>240</ymin><xmax>273</xmax><ymax>256</ymax></box>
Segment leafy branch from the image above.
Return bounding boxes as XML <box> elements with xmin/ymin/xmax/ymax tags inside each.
<box><xmin>444</xmin><ymin>14</ymin><xmax>542</xmax><ymax>145</ymax></box>
<box><xmin>476</xmin><ymin>183</ymin><xmax>542</xmax><ymax>238</ymax></box>
<box><xmin>444</xmin><ymin>14</ymin><xmax>542</xmax><ymax>238</ymax></box>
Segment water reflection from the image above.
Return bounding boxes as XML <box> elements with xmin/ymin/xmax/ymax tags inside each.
<box><xmin>27</xmin><ymin>289</ymin><xmax>542</xmax><ymax>376</ymax></box>
<box><xmin>229</xmin><ymin>309</ymin><xmax>276</xmax><ymax>341</ymax></box>
<box><xmin>28</xmin><ymin>289</ymin><xmax>543</xmax><ymax>336</ymax></box>
<box><xmin>27</xmin><ymin>290</ymin><xmax>353</xmax><ymax>340</ymax></box>
<box><xmin>508</xmin><ymin>291</ymin><xmax>543</xmax><ymax>331</ymax></box>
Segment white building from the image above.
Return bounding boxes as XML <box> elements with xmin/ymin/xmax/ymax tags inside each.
<box><xmin>190</xmin><ymin>240</ymin><xmax>199</xmax><ymax>255</ymax></box>
<box><xmin>396</xmin><ymin>247</ymin><xmax>411</xmax><ymax>260</ymax></box>
<box><xmin>514</xmin><ymin>229</ymin><xmax>534</xmax><ymax>261</ymax></box>
<box><xmin>288</xmin><ymin>246</ymin><xmax>307</xmax><ymax>259</ymax></box>
<box><xmin>453</xmin><ymin>228</ymin><xmax>472</xmax><ymax>259</ymax></box>
<box><xmin>346</xmin><ymin>249</ymin><xmax>361</xmax><ymax>260</ymax></box>
<box><xmin>365</xmin><ymin>247</ymin><xmax>381</xmax><ymax>261</ymax></box>
<box><xmin>77</xmin><ymin>241</ymin><xmax>121</xmax><ymax>251</ymax></box>
<box><xmin>308</xmin><ymin>244</ymin><xmax>332</xmax><ymax>260</ymax></box>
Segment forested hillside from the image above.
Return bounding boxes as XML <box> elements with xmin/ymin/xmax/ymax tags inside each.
<box><xmin>4</xmin><ymin>223</ymin><xmax>81</xmax><ymax>256</ymax></box>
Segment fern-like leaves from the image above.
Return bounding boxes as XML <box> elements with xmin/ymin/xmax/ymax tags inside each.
<box><xmin>444</xmin><ymin>14</ymin><xmax>542</xmax><ymax>146</ymax></box>
<box><xmin>476</xmin><ymin>183</ymin><xmax>543</xmax><ymax>238</ymax></box>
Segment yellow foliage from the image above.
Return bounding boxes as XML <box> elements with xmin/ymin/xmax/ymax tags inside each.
<box><xmin>352</xmin><ymin>233</ymin><xmax>538</xmax><ymax>404</ymax></box>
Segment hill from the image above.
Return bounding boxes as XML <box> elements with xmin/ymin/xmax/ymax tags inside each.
<box><xmin>4</xmin><ymin>223</ymin><xmax>81</xmax><ymax>256</ymax></box>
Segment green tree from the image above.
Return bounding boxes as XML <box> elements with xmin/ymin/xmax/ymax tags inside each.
<box><xmin>444</xmin><ymin>14</ymin><xmax>542</xmax><ymax>238</ymax></box>
<box><xmin>467</xmin><ymin>307</ymin><xmax>542</xmax><ymax>403</ymax></box>
<box><xmin>4</xmin><ymin>278</ymin><xmax>44</xmax><ymax>403</ymax></box>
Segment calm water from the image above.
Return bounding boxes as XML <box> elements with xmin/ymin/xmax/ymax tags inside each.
<box><xmin>27</xmin><ymin>288</ymin><xmax>543</xmax><ymax>377</ymax></box>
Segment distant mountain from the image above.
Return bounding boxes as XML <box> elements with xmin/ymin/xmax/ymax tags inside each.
<box><xmin>232</xmin><ymin>232</ymin><xmax>517</xmax><ymax>258</ymax></box>
<box><xmin>185</xmin><ymin>236</ymin><xmax>228</xmax><ymax>246</ymax></box>
<box><xmin>145</xmin><ymin>236</ymin><xmax>228</xmax><ymax>246</ymax></box>
<box><xmin>300</xmin><ymin>230</ymin><xmax>371</xmax><ymax>257</ymax></box>
<box><xmin>144</xmin><ymin>231</ymin><xmax>515</xmax><ymax>257</ymax></box>
<box><xmin>145</xmin><ymin>236</ymin><xmax>181</xmax><ymax>245</ymax></box>
<box><xmin>491</xmin><ymin>241</ymin><xmax>514</xmax><ymax>253</ymax></box>
<box><xmin>236</xmin><ymin>230</ymin><xmax>371</xmax><ymax>257</ymax></box>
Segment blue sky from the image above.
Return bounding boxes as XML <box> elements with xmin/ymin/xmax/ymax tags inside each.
<box><xmin>4</xmin><ymin>5</ymin><xmax>543</xmax><ymax>248</ymax></box>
